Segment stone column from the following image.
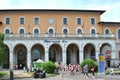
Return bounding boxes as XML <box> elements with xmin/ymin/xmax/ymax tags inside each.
<box><xmin>79</xmin><ymin>44</ymin><xmax>84</xmax><ymax>64</ymax></box>
<box><xmin>96</xmin><ymin>49</ymin><xmax>100</xmax><ymax>61</ymax></box>
<box><xmin>62</xmin><ymin>49</ymin><xmax>66</xmax><ymax>64</ymax></box>
<box><xmin>111</xmin><ymin>44</ymin><xmax>117</xmax><ymax>67</ymax></box>
<box><xmin>96</xmin><ymin>44</ymin><xmax>102</xmax><ymax>62</ymax></box>
<box><xmin>45</xmin><ymin>47</ymin><xmax>49</xmax><ymax>62</ymax></box>
<box><xmin>79</xmin><ymin>50</ymin><xmax>84</xmax><ymax>64</ymax></box>
<box><xmin>9</xmin><ymin>50</ymin><xmax>14</xmax><ymax>69</ymax></box>
<box><xmin>27</xmin><ymin>49</ymin><xmax>31</xmax><ymax>71</ymax></box>
<box><xmin>9</xmin><ymin>45</ymin><xmax>14</xmax><ymax>70</ymax></box>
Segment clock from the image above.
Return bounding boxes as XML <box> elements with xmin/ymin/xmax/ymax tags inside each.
<box><xmin>48</xmin><ymin>18</ymin><xmax>54</xmax><ymax>24</ymax></box>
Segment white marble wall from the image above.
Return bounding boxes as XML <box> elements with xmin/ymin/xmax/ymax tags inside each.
<box><xmin>4</xmin><ymin>38</ymin><xmax>117</xmax><ymax>69</ymax></box>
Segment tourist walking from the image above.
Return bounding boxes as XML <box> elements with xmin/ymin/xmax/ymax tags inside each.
<box><xmin>69</xmin><ymin>64</ymin><xmax>74</xmax><ymax>75</ymax></box>
<box><xmin>91</xmin><ymin>65</ymin><xmax>95</xmax><ymax>78</ymax></box>
<box><xmin>83</xmin><ymin>64</ymin><xmax>89</xmax><ymax>78</ymax></box>
<box><xmin>75</xmin><ymin>64</ymin><xmax>80</xmax><ymax>73</ymax></box>
<box><xmin>63</xmin><ymin>63</ymin><xmax>68</xmax><ymax>72</ymax></box>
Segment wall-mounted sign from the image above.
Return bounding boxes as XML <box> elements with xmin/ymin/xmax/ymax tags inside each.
<box><xmin>44</xmin><ymin>39</ymin><xmax>67</xmax><ymax>43</ymax></box>
<box><xmin>106</xmin><ymin>50</ymin><xmax>110</xmax><ymax>54</ymax></box>
<box><xmin>99</xmin><ymin>55</ymin><xmax>104</xmax><ymax>61</ymax></box>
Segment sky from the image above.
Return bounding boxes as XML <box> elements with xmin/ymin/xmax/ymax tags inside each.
<box><xmin>0</xmin><ymin>0</ymin><xmax>120</xmax><ymax>22</ymax></box>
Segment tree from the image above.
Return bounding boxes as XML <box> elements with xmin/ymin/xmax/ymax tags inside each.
<box><xmin>0</xmin><ymin>33</ymin><xmax>6</xmax><ymax>66</ymax></box>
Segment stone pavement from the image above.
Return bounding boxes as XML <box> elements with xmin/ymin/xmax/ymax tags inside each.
<box><xmin>0</xmin><ymin>69</ymin><xmax>120</xmax><ymax>80</ymax></box>
<box><xmin>15</xmin><ymin>71</ymin><xmax>120</xmax><ymax>80</ymax></box>
<box><xmin>15</xmin><ymin>74</ymin><xmax>120</xmax><ymax>80</ymax></box>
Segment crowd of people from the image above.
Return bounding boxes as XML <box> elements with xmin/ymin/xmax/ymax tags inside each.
<box><xmin>55</xmin><ymin>62</ymin><xmax>95</xmax><ymax>78</ymax></box>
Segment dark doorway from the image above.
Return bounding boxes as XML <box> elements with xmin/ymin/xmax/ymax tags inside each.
<box><xmin>17</xmin><ymin>49</ymin><xmax>26</xmax><ymax>69</ymax></box>
<box><xmin>49</xmin><ymin>49</ymin><xmax>56</xmax><ymax>62</ymax></box>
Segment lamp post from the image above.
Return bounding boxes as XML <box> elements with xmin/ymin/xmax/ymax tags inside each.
<box><xmin>10</xmin><ymin>44</ymin><xmax>14</xmax><ymax>80</ymax></box>
<box><xmin>10</xmin><ymin>67</ymin><xmax>13</xmax><ymax>80</ymax></box>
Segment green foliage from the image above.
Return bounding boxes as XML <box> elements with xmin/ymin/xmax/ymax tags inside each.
<box><xmin>42</xmin><ymin>61</ymin><xmax>56</xmax><ymax>74</ymax></box>
<box><xmin>80</xmin><ymin>59</ymin><xmax>98</xmax><ymax>72</ymax></box>
<box><xmin>0</xmin><ymin>33</ymin><xmax>4</xmax><ymax>43</ymax></box>
<box><xmin>0</xmin><ymin>72</ymin><xmax>7</xmax><ymax>77</ymax></box>
<box><xmin>32</xmin><ymin>63</ymin><xmax>43</xmax><ymax>69</ymax></box>
<box><xmin>0</xmin><ymin>33</ymin><xmax>6</xmax><ymax>66</ymax></box>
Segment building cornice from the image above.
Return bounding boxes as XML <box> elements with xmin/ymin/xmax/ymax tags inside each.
<box><xmin>0</xmin><ymin>9</ymin><xmax>105</xmax><ymax>15</ymax></box>
<box><xmin>98</xmin><ymin>22</ymin><xmax>120</xmax><ymax>26</ymax></box>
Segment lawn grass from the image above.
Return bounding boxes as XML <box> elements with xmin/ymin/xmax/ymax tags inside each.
<box><xmin>0</xmin><ymin>72</ymin><xmax>8</xmax><ymax>77</ymax></box>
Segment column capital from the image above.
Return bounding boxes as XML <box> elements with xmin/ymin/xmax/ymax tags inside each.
<box><xmin>27</xmin><ymin>46</ymin><xmax>31</xmax><ymax>50</ymax></box>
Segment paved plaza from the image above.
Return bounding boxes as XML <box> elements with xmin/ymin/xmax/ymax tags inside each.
<box><xmin>0</xmin><ymin>70</ymin><xmax>120</xmax><ymax>80</ymax></box>
<box><xmin>15</xmin><ymin>74</ymin><xmax>120</xmax><ymax>80</ymax></box>
<box><xmin>14</xmin><ymin>71</ymin><xmax>120</xmax><ymax>80</ymax></box>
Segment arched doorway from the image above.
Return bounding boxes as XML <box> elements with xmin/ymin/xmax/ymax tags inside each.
<box><xmin>67</xmin><ymin>44</ymin><xmax>79</xmax><ymax>64</ymax></box>
<box><xmin>14</xmin><ymin>44</ymin><xmax>27</xmax><ymax>69</ymax></box>
<box><xmin>49</xmin><ymin>44</ymin><xmax>62</xmax><ymax>62</ymax></box>
<box><xmin>84</xmin><ymin>43</ymin><xmax>95</xmax><ymax>60</ymax></box>
<box><xmin>3</xmin><ymin>45</ymin><xmax>9</xmax><ymax>69</ymax></box>
<box><xmin>31</xmin><ymin>44</ymin><xmax>45</xmax><ymax>62</ymax></box>
<box><xmin>101</xmin><ymin>43</ymin><xmax>111</xmax><ymax>67</ymax></box>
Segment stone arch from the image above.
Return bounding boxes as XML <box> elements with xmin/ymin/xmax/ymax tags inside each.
<box><xmin>62</xmin><ymin>27</ymin><xmax>69</xmax><ymax>34</ymax></box>
<box><xmin>100</xmin><ymin>43</ymin><xmax>112</xmax><ymax>67</ymax></box>
<box><xmin>4</xmin><ymin>27</ymin><xmax>11</xmax><ymax>34</ymax></box>
<box><xmin>104</xmin><ymin>28</ymin><xmax>111</xmax><ymax>34</ymax></box>
<box><xmin>83</xmin><ymin>43</ymin><xmax>96</xmax><ymax>60</ymax></box>
<box><xmin>47</xmin><ymin>27</ymin><xmax>55</xmax><ymax>34</ymax></box>
<box><xmin>14</xmin><ymin>44</ymin><xmax>27</xmax><ymax>69</ymax></box>
<box><xmin>33</xmin><ymin>27</ymin><xmax>40</xmax><ymax>34</ymax></box>
<box><xmin>31</xmin><ymin>44</ymin><xmax>45</xmax><ymax>62</ymax></box>
<box><xmin>76</xmin><ymin>27</ymin><xmax>83</xmax><ymax>34</ymax></box>
<box><xmin>66</xmin><ymin>43</ymin><xmax>79</xmax><ymax>64</ymax></box>
<box><xmin>90</xmin><ymin>27</ymin><xmax>97</xmax><ymax>34</ymax></box>
<box><xmin>18</xmin><ymin>27</ymin><xmax>26</xmax><ymax>34</ymax></box>
<box><xmin>49</xmin><ymin>44</ymin><xmax>62</xmax><ymax>62</ymax></box>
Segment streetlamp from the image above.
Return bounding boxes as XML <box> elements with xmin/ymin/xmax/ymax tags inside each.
<box><xmin>10</xmin><ymin>66</ymin><xmax>13</xmax><ymax>80</ymax></box>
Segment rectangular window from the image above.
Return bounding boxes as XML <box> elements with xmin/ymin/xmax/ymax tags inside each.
<box><xmin>63</xmin><ymin>18</ymin><xmax>67</xmax><ymax>25</ymax></box>
<box><xmin>77</xmin><ymin>18</ymin><xmax>81</xmax><ymax>25</ymax></box>
<box><xmin>20</xmin><ymin>17</ymin><xmax>24</xmax><ymax>24</ymax></box>
<box><xmin>34</xmin><ymin>17</ymin><xmax>39</xmax><ymax>25</ymax></box>
<box><xmin>6</xmin><ymin>17</ymin><xmax>10</xmax><ymax>24</ymax></box>
<box><xmin>91</xmin><ymin>18</ymin><xmax>95</xmax><ymax>25</ymax></box>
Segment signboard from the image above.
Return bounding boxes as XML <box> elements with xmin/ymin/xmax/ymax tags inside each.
<box><xmin>44</xmin><ymin>39</ymin><xmax>67</xmax><ymax>43</ymax></box>
<box><xmin>99</xmin><ymin>55</ymin><xmax>104</xmax><ymax>61</ymax></box>
<box><xmin>98</xmin><ymin>53</ymin><xmax>105</xmax><ymax>74</ymax></box>
<box><xmin>106</xmin><ymin>50</ymin><xmax>110</xmax><ymax>54</ymax></box>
